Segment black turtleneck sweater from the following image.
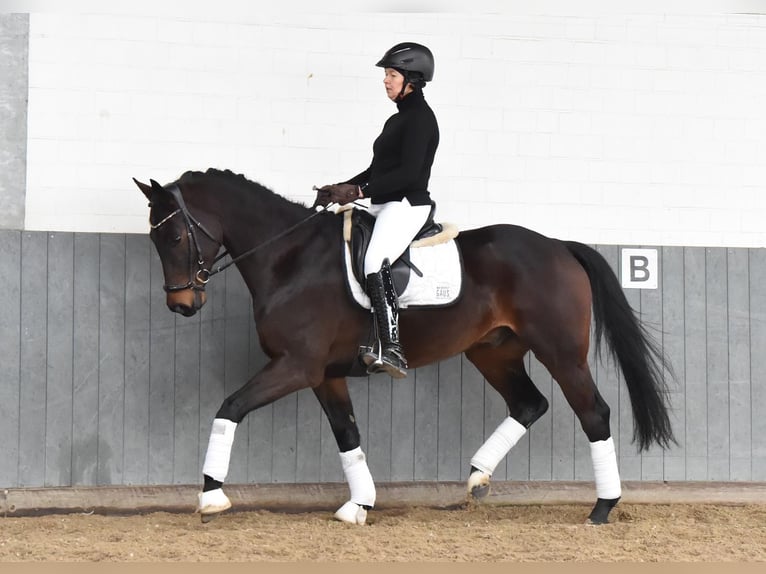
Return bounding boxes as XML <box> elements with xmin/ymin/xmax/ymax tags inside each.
<box><xmin>344</xmin><ymin>88</ymin><xmax>439</xmax><ymax>206</ymax></box>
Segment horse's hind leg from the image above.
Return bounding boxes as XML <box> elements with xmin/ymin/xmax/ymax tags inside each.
<box><xmin>464</xmin><ymin>340</ymin><xmax>549</xmax><ymax>500</ymax></box>
<box><xmin>547</xmin><ymin>360</ymin><xmax>620</xmax><ymax>524</ymax></box>
<box><xmin>313</xmin><ymin>377</ymin><xmax>375</xmax><ymax>525</ymax></box>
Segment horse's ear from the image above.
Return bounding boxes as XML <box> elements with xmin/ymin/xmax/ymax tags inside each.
<box><xmin>133</xmin><ymin>177</ymin><xmax>153</xmax><ymax>200</ymax></box>
<box><xmin>149</xmin><ymin>179</ymin><xmax>163</xmax><ymax>191</ymax></box>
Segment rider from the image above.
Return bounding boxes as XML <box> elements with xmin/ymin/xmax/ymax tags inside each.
<box><xmin>320</xmin><ymin>42</ymin><xmax>440</xmax><ymax>379</ymax></box>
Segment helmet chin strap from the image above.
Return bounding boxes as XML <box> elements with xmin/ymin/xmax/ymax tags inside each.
<box><xmin>395</xmin><ymin>79</ymin><xmax>412</xmax><ymax>101</ymax></box>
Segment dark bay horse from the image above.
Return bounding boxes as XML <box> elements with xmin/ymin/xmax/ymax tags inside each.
<box><xmin>134</xmin><ymin>168</ymin><xmax>674</xmax><ymax>525</ymax></box>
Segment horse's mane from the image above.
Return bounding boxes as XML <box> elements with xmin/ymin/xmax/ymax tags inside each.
<box><xmin>178</xmin><ymin>168</ymin><xmax>310</xmax><ymax>211</ymax></box>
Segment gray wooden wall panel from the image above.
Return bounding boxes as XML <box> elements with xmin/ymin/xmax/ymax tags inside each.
<box><xmin>684</xmin><ymin>247</ymin><xmax>708</xmax><ymax>480</ymax></box>
<box><xmin>706</xmin><ymin>248</ymin><xmax>730</xmax><ymax>480</ymax></box>
<box><xmin>45</xmin><ymin>233</ymin><xmax>74</xmax><ymax>487</ymax></box>
<box><xmin>97</xmin><ymin>234</ymin><xmax>126</xmax><ymax>485</ymax></box>
<box><xmin>147</xmin><ymin>243</ymin><xmax>175</xmax><ymax>485</ymax></box>
<box><xmin>413</xmin><ymin>363</ymin><xmax>438</xmax><ymax>481</ymax></box>
<box><xmin>750</xmin><ymin>250</ymin><xmax>766</xmax><ymax>479</ymax></box>
<box><xmin>436</xmin><ymin>355</ymin><xmax>462</xmax><ymax>480</ymax></box>
<box><xmin>124</xmin><ymin>235</ymin><xmax>151</xmax><ymax>485</ymax></box>
<box><xmin>19</xmin><ymin>232</ymin><xmax>47</xmax><ymax>486</ymax></box>
<box><xmin>2</xmin><ymin>231</ymin><xmax>766</xmax><ymax>489</ymax></box>
<box><xmin>173</xmin><ymin>308</ymin><xmax>201</xmax><ymax>484</ymax></box>
<box><xmin>728</xmin><ymin>248</ymin><xmax>751</xmax><ymax>480</ymax></box>
<box><xmin>661</xmin><ymin>246</ymin><xmax>686</xmax><ymax>481</ymax></box>
<box><xmin>0</xmin><ymin>231</ymin><xmax>21</xmax><ymax>487</ymax></box>
<box><xmin>367</xmin><ymin>374</ymin><xmax>392</xmax><ymax>482</ymax></box>
<box><xmin>72</xmin><ymin>234</ymin><xmax>100</xmax><ymax>485</ymax></box>
<box><xmin>391</xmin><ymin>370</ymin><xmax>416</xmax><ymax>481</ymax></box>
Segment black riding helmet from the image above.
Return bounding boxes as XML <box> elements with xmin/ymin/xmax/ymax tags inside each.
<box><xmin>376</xmin><ymin>42</ymin><xmax>434</xmax><ymax>98</ymax></box>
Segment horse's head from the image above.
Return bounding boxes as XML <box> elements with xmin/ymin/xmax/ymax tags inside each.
<box><xmin>134</xmin><ymin>177</ymin><xmax>222</xmax><ymax>317</ymax></box>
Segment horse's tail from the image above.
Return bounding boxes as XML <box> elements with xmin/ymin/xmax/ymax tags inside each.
<box><xmin>564</xmin><ymin>241</ymin><xmax>676</xmax><ymax>452</ymax></box>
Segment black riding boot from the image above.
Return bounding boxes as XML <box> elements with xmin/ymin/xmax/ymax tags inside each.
<box><xmin>359</xmin><ymin>260</ymin><xmax>408</xmax><ymax>379</ymax></box>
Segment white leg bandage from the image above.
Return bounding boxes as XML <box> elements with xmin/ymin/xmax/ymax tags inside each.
<box><xmin>339</xmin><ymin>446</ymin><xmax>376</xmax><ymax>507</ymax></box>
<box><xmin>590</xmin><ymin>437</ymin><xmax>622</xmax><ymax>500</ymax></box>
<box><xmin>202</xmin><ymin>418</ymin><xmax>238</xmax><ymax>482</ymax></box>
<box><xmin>470</xmin><ymin>417</ymin><xmax>527</xmax><ymax>475</ymax></box>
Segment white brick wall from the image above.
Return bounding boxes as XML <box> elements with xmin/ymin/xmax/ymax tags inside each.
<box><xmin>23</xmin><ymin>8</ymin><xmax>766</xmax><ymax>246</ymax></box>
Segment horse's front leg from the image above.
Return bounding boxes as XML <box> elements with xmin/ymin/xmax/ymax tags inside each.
<box><xmin>314</xmin><ymin>377</ymin><xmax>375</xmax><ymax>525</ymax></box>
<box><xmin>197</xmin><ymin>355</ymin><xmax>323</xmax><ymax>523</ymax></box>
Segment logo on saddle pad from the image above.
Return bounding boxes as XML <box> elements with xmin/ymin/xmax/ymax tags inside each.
<box><xmin>342</xmin><ymin>208</ymin><xmax>463</xmax><ymax>309</ymax></box>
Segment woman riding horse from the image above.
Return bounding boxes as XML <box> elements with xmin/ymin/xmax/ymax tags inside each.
<box><xmin>317</xmin><ymin>42</ymin><xmax>439</xmax><ymax>380</ymax></box>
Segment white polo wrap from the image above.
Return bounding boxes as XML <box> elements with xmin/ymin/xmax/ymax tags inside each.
<box><xmin>590</xmin><ymin>437</ymin><xmax>622</xmax><ymax>500</ymax></box>
<box><xmin>202</xmin><ymin>418</ymin><xmax>238</xmax><ymax>482</ymax></box>
<box><xmin>339</xmin><ymin>446</ymin><xmax>376</xmax><ymax>508</ymax></box>
<box><xmin>470</xmin><ymin>416</ymin><xmax>527</xmax><ymax>475</ymax></box>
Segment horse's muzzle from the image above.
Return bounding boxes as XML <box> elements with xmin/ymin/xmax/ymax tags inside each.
<box><xmin>167</xmin><ymin>289</ymin><xmax>207</xmax><ymax>316</ymax></box>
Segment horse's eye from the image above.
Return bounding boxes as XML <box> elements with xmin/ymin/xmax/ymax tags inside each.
<box><xmin>172</xmin><ymin>235</ymin><xmax>182</xmax><ymax>245</ymax></box>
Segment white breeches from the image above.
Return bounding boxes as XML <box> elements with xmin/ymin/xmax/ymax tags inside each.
<box><xmin>364</xmin><ymin>198</ymin><xmax>432</xmax><ymax>276</ymax></box>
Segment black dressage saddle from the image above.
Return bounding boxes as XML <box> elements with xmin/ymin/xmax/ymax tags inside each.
<box><xmin>348</xmin><ymin>202</ymin><xmax>442</xmax><ymax>294</ymax></box>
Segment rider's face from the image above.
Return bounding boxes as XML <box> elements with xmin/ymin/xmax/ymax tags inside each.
<box><xmin>383</xmin><ymin>68</ymin><xmax>412</xmax><ymax>101</ymax></box>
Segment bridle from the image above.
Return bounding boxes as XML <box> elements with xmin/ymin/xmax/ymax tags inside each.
<box><xmin>149</xmin><ymin>184</ymin><xmax>220</xmax><ymax>293</ymax></box>
<box><xmin>150</xmin><ymin>182</ymin><xmax>331</xmax><ymax>293</ymax></box>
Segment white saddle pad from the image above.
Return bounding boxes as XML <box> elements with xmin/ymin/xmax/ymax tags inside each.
<box><xmin>343</xmin><ymin>236</ymin><xmax>463</xmax><ymax>309</ymax></box>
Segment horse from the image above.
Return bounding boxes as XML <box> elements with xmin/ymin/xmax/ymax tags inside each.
<box><xmin>133</xmin><ymin>168</ymin><xmax>675</xmax><ymax>526</ymax></box>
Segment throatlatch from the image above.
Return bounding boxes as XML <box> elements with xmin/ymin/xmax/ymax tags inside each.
<box><xmin>360</xmin><ymin>259</ymin><xmax>408</xmax><ymax>379</ymax></box>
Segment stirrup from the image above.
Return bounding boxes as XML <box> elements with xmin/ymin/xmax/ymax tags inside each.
<box><xmin>359</xmin><ymin>341</ymin><xmax>381</xmax><ymax>367</ymax></box>
<box><xmin>368</xmin><ymin>347</ymin><xmax>408</xmax><ymax>379</ymax></box>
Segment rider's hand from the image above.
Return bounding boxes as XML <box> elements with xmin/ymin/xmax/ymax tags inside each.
<box><xmin>329</xmin><ymin>184</ymin><xmax>361</xmax><ymax>205</ymax></box>
<box><xmin>312</xmin><ymin>185</ymin><xmax>332</xmax><ymax>207</ymax></box>
<box><xmin>313</xmin><ymin>183</ymin><xmax>360</xmax><ymax>207</ymax></box>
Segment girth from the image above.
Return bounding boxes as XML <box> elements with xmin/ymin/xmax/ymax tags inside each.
<box><xmin>348</xmin><ymin>202</ymin><xmax>442</xmax><ymax>294</ymax></box>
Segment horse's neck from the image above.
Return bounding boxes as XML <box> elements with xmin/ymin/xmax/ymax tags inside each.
<box><xmin>215</xmin><ymin>185</ymin><xmax>310</xmax><ymax>292</ymax></box>
<box><xmin>218</xmin><ymin>188</ymin><xmax>304</xmax><ymax>255</ymax></box>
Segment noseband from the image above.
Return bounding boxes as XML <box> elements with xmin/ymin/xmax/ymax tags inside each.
<box><xmin>150</xmin><ymin>184</ymin><xmax>220</xmax><ymax>293</ymax></box>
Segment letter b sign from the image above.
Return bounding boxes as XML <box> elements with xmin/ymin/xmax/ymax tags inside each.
<box><xmin>621</xmin><ymin>249</ymin><xmax>658</xmax><ymax>289</ymax></box>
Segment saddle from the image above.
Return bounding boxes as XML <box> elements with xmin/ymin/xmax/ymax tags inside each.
<box><xmin>347</xmin><ymin>202</ymin><xmax>443</xmax><ymax>295</ymax></box>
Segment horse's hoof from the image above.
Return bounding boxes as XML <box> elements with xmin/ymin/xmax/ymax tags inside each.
<box><xmin>334</xmin><ymin>501</ymin><xmax>368</xmax><ymax>525</ymax></box>
<box><xmin>587</xmin><ymin>497</ymin><xmax>620</xmax><ymax>525</ymax></box>
<box><xmin>200</xmin><ymin>512</ymin><xmax>222</xmax><ymax>524</ymax></box>
<box><xmin>467</xmin><ymin>470</ymin><xmax>491</xmax><ymax>500</ymax></box>
<box><xmin>197</xmin><ymin>488</ymin><xmax>232</xmax><ymax>523</ymax></box>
